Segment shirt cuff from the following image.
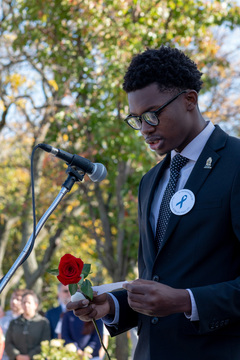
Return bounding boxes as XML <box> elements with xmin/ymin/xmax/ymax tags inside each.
<box><xmin>102</xmin><ymin>293</ymin><xmax>120</xmax><ymax>325</ymax></box>
<box><xmin>185</xmin><ymin>289</ymin><xmax>199</xmax><ymax>321</ymax></box>
<box><xmin>103</xmin><ymin>290</ymin><xmax>199</xmax><ymax>323</ymax></box>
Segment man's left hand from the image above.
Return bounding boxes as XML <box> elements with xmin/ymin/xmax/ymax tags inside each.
<box><xmin>122</xmin><ymin>279</ymin><xmax>191</xmax><ymax>317</ymax></box>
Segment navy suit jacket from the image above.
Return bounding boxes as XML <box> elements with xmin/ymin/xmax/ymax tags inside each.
<box><xmin>108</xmin><ymin>126</ymin><xmax>240</xmax><ymax>359</ymax></box>
<box><xmin>45</xmin><ymin>305</ymin><xmax>62</xmax><ymax>339</ymax></box>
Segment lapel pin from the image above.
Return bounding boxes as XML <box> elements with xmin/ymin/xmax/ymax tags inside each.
<box><xmin>204</xmin><ymin>157</ymin><xmax>212</xmax><ymax>169</ymax></box>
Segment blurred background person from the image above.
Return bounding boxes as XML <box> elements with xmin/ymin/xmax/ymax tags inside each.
<box><xmin>0</xmin><ymin>307</ymin><xmax>5</xmax><ymax>319</ymax></box>
<box><xmin>0</xmin><ymin>327</ymin><xmax>4</xmax><ymax>360</ymax></box>
<box><xmin>62</xmin><ymin>310</ymin><xmax>103</xmax><ymax>359</ymax></box>
<box><xmin>5</xmin><ymin>290</ymin><xmax>50</xmax><ymax>360</ymax></box>
<box><xmin>45</xmin><ymin>284</ymin><xmax>70</xmax><ymax>339</ymax></box>
<box><xmin>0</xmin><ymin>289</ymin><xmax>25</xmax><ymax>360</ymax></box>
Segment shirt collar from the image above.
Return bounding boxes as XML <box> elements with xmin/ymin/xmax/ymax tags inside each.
<box><xmin>171</xmin><ymin>121</ymin><xmax>215</xmax><ymax>162</ymax></box>
<box><xmin>61</xmin><ymin>303</ymin><xmax>66</xmax><ymax>312</ymax></box>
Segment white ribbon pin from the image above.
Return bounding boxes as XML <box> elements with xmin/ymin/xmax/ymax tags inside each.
<box><xmin>170</xmin><ymin>189</ymin><xmax>195</xmax><ymax>215</ymax></box>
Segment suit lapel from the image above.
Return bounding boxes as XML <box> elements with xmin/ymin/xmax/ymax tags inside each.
<box><xmin>143</xmin><ymin>154</ymin><xmax>171</xmax><ymax>265</ymax></box>
<box><xmin>156</xmin><ymin>125</ymin><xmax>227</xmax><ymax>255</ymax></box>
<box><xmin>146</xmin><ymin>154</ymin><xmax>171</xmax><ymax>219</ymax></box>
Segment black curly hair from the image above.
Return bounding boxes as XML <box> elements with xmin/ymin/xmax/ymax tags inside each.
<box><xmin>123</xmin><ymin>46</ymin><xmax>203</xmax><ymax>93</ymax></box>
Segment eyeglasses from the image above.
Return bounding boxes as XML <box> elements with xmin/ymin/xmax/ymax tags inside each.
<box><xmin>124</xmin><ymin>90</ymin><xmax>187</xmax><ymax>130</ymax></box>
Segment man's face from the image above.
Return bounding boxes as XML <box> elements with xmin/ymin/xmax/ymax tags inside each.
<box><xmin>127</xmin><ymin>83</ymin><xmax>198</xmax><ymax>155</ymax></box>
<box><xmin>10</xmin><ymin>293</ymin><xmax>23</xmax><ymax>315</ymax></box>
<box><xmin>58</xmin><ymin>285</ymin><xmax>71</xmax><ymax>305</ymax></box>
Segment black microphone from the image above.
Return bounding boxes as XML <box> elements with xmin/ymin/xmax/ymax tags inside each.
<box><xmin>38</xmin><ymin>143</ymin><xmax>107</xmax><ymax>182</ymax></box>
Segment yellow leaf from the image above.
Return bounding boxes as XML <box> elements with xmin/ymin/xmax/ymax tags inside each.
<box><xmin>41</xmin><ymin>14</ymin><xmax>48</xmax><ymax>23</ymax></box>
<box><xmin>66</xmin><ymin>205</ymin><xmax>73</xmax><ymax>213</ymax></box>
<box><xmin>0</xmin><ymin>100</ymin><xmax>6</xmax><ymax>111</ymax></box>
<box><xmin>5</xmin><ymin>73</ymin><xmax>27</xmax><ymax>92</ymax></box>
<box><xmin>48</xmin><ymin>79</ymin><xmax>59</xmax><ymax>91</ymax></box>
<box><xmin>15</xmin><ymin>98</ymin><xmax>27</xmax><ymax>109</ymax></box>
<box><xmin>111</xmin><ymin>226</ymin><xmax>117</xmax><ymax>235</ymax></box>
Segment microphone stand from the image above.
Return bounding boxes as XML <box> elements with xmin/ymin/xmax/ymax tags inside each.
<box><xmin>0</xmin><ymin>166</ymin><xmax>85</xmax><ymax>294</ymax></box>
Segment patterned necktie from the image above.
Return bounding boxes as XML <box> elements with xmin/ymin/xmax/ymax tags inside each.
<box><xmin>155</xmin><ymin>154</ymin><xmax>189</xmax><ymax>250</ymax></box>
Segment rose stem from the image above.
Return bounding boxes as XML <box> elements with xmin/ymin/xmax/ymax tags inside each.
<box><xmin>92</xmin><ymin>319</ymin><xmax>111</xmax><ymax>360</ymax></box>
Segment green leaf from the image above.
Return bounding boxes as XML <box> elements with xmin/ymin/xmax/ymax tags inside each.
<box><xmin>78</xmin><ymin>275</ymin><xmax>84</xmax><ymax>286</ymax></box>
<box><xmin>81</xmin><ymin>279</ymin><xmax>93</xmax><ymax>300</ymax></box>
<box><xmin>81</xmin><ymin>264</ymin><xmax>91</xmax><ymax>278</ymax></box>
<box><xmin>47</xmin><ymin>269</ymin><xmax>59</xmax><ymax>276</ymax></box>
<box><xmin>69</xmin><ymin>283</ymin><xmax>78</xmax><ymax>296</ymax></box>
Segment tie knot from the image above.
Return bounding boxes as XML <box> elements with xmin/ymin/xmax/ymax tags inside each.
<box><xmin>170</xmin><ymin>154</ymin><xmax>189</xmax><ymax>174</ymax></box>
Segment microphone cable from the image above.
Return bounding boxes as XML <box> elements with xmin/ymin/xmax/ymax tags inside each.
<box><xmin>20</xmin><ymin>144</ymin><xmax>40</xmax><ymax>265</ymax></box>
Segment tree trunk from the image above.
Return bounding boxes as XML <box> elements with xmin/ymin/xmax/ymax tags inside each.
<box><xmin>115</xmin><ymin>332</ymin><xmax>129</xmax><ymax>360</ymax></box>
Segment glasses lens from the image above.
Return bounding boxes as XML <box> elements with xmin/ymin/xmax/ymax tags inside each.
<box><xmin>142</xmin><ymin>112</ymin><xmax>159</xmax><ymax>126</ymax></box>
<box><xmin>127</xmin><ymin>116</ymin><xmax>142</xmax><ymax>130</ymax></box>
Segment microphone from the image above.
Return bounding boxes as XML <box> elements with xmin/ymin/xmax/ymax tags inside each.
<box><xmin>38</xmin><ymin>143</ymin><xmax>107</xmax><ymax>182</ymax></box>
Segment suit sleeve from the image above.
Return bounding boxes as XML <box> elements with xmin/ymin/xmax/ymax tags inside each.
<box><xmin>105</xmin><ymin>290</ymin><xmax>138</xmax><ymax>337</ymax></box>
<box><xmin>190</xmin><ymin>165</ymin><xmax>240</xmax><ymax>334</ymax></box>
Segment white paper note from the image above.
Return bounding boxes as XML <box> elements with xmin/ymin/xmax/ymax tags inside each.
<box><xmin>92</xmin><ymin>281</ymin><xmax>128</xmax><ymax>295</ymax></box>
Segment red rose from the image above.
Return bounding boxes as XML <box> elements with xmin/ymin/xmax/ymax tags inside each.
<box><xmin>57</xmin><ymin>254</ymin><xmax>84</xmax><ymax>286</ymax></box>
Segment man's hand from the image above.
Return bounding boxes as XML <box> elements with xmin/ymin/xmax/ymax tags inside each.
<box><xmin>122</xmin><ymin>279</ymin><xmax>191</xmax><ymax>317</ymax></box>
<box><xmin>66</xmin><ymin>292</ymin><xmax>115</xmax><ymax>321</ymax></box>
<box><xmin>16</xmin><ymin>355</ymin><xmax>30</xmax><ymax>360</ymax></box>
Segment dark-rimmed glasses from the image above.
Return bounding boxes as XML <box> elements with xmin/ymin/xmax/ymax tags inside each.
<box><xmin>124</xmin><ymin>90</ymin><xmax>187</xmax><ymax>130</ymax></box>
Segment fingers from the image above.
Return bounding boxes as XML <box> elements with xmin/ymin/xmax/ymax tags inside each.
<box><xmin>67</xmin><ymin>300</ymin><xmax>98</xmax><ymax>320</ymax></box>
<box><xmin>122</xmin><ymin>279</ymin><xmax>161</xmax><ymax>315</ymax></box>
<box><xmin>123</xmin><ymin>280</ymin><xmax>148</xmax><ymax>308</ymax></box>
<box><xmin>127</xmin><ymin>291</ymin><xmax>147</xmax><ymax>309</ymax></box>
<box><xmin>92</xmin><ymin>293</ymin><xmax>108</xmax><ymax>304</ymax></box>
<box><xmin>73</xmin><ymin>304</ymin><xmax>98</xmax><ymax>320</ymax></box>
<box><xmin>66</xmin><ymin>293</ymin><xmax>107</xmax><ymax>311</ymax></box>
<box><xmin>67</xmin><ymin>299</ymin><xmax>89</xmax><ymax>311</ymax></box>
<box><xmin>66</xmin><ymin>293</ymin><xmax>109</xmax><ymax>321</ymax></box>
<box><xmin>66</xmin><ymin>299</ymin><xmax>94</xmax><ymax>320</ymax></box>
<box><xmin>123</xmin><ymin>279</ymin><xmax>149</xmax><ymax>294</ymax></box>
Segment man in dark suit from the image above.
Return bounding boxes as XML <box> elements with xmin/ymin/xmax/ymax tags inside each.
<box><xmin>45</xmin><ymin>283</ymin><xmax>71</xmax><ymax>338</ymax></box>
<box><xmin>67</xmin><ymin>46</ymin><xmax>240</xmax><ymax>359</ymax></box>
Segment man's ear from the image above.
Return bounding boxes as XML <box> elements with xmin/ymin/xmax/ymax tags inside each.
<box><xmin>185</xmin><ymin>90</ymin><xmax>198</xmax><ymax>111</ymax></box>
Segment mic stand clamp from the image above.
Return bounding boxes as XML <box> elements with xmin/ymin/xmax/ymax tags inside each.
<box><xmin>63</xmin><ymin>165</ymin><xmax>85</xmax><ymax>191</ymax></box>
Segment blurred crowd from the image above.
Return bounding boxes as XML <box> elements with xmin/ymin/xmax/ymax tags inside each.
<box><xmin>0</xmin><ymin>285</ymin><xmax>110</xmax><ymax>360</ymax></box>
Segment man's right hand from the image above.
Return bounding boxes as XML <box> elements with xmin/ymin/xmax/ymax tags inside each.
<box><xmin>66</xmin><ymin>293</ymin><xmax>115</xmax><ymax>321</ymax></box>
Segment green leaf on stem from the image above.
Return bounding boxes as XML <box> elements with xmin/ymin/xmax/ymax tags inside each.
<box><xmin>78</xmin><ymin>275</ymin><xmax>84</xmax><ymax>286</ymax></box>
<box><xmin>81</xmin><ymin>264</ymin><xmax>91</xmax><ymax>278</ymax></box>
<box><xmin>47</xmin><ymin>269</ymin><xmax>59</xmax><ymax>276</ymax></box>
<box><xmin>81</xmin><ymin>279</ymin><xmax>93</xmax><ymax>300</ymax></box>
<box><xmin>69</xmin><ymin>283</ymin><xmax>78</xmax><ymax>296</ymax></box>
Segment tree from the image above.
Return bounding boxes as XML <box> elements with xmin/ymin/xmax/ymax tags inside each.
<box><xmin>1</xmin><ymin>1</ymin><xmax>240</xmax><ymax>358</ymax></box>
